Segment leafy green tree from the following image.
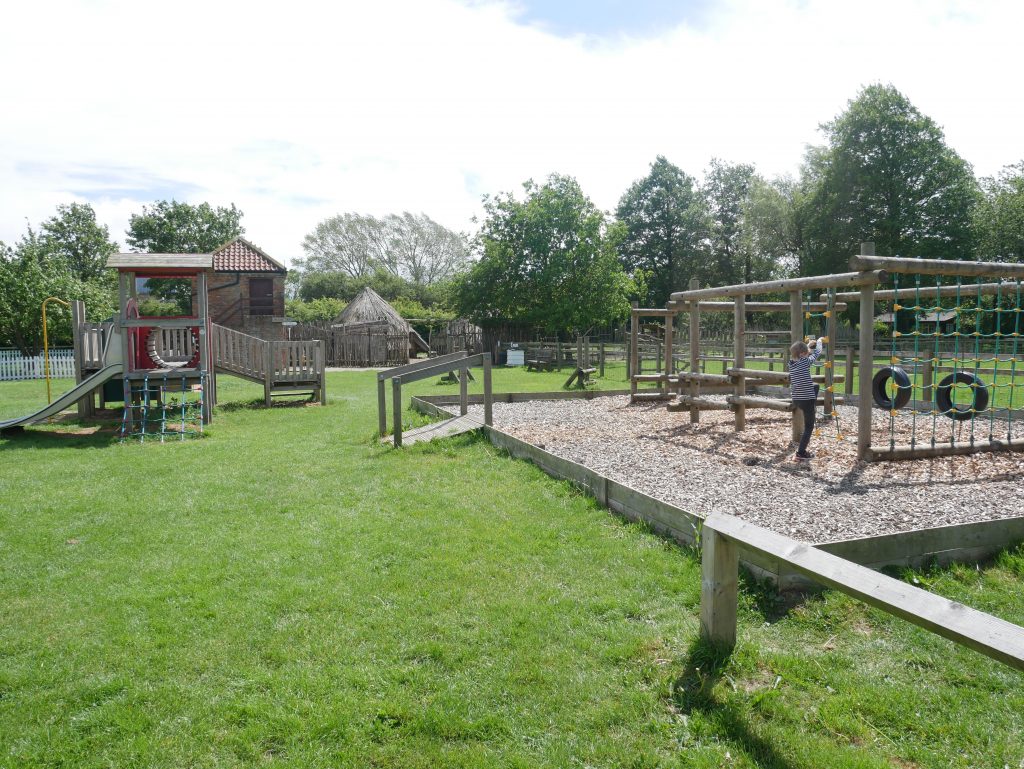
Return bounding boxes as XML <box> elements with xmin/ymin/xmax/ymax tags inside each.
<box><xmin>454</xmin><ymin>174</ymin><xmax>637</xmax><ymax>332</ymax></box>
<box><xmin>802</xmin><ymin>84</ymin><xmax>979</xmax><ymax>274</ymax></box>
<box><xmin>616</xmin><ymin>156</ymin><xmax>708</xmax><ymax>305</ymax></box>
<box><xmin>284</xmin><ymin>297</ymin><xmax>347</xmax><ymax>323</ymax></box>
<box><xmin>703</xmin><ymin>159</ymin><xmax>758</xmax><ymax>286</ymax></box>
<box><xmin>36</xmin><ymin>203</ymin><xmax>118</xmax><ymax>281</ymax></box>
<box><xmin>741</xmin><ymin>175</ymin><xmax>811</xmax><ymax>277</ymax></box>
<box><xmin>126</xmin><ymin>200</ymin><xmax>244</xmax><ymax>253</ymax></box>
<box><xmin>974</xmin><ymin>161</ymin><xmax>1024</xmax><ymax>261</ymax></box>
<box><xmin>0</xmin><ymin>230</ymin><xmax>117</xmax><ymax>355</ymax></box>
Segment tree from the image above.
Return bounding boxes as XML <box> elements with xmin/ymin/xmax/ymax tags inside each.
<box><xmin>298</xmin><ymin>212</ymin><xmax>469</xmax><ymax>284</ymax></box>
<box><xmin>453</xmin><ymin>174</ymin><xmax>637</xmax><ymax>332</ymax></box>
<box><xmin>975</xmin><ymin>161</ymin><xmax>1024</xmax><ymax>261</ymax></box>
<box><xmin>37</xmin><ymin>203</ymin><xmax>118</xmax><ymax>281</ymax></box>
<box><xmin>802</xmin><ymin>84</ymin><xmax>979</xmax><ymax>274</ymax></box>
<box><xmin>0</xmin><ymin>229</ymin><xmax>117</xmax><ymax>355</ymax></box>
<box><xmin>741</xmin><ymin>175</ymin><xmax>811</xmax><ymax>277</ymax></box>
<box><xmin>616</xmin><ymin>156</ymin><xmax>709</xmax><ymax>305</ymax></box>
<box><xmin>703</xmin><ymin>159</ymin><xmax>758</xmax><ymax>286</ymax></box>
<box><xmin>126</xmin><ymin>200</ymin><xmax>244</xmax><ymax>253</ymax></box>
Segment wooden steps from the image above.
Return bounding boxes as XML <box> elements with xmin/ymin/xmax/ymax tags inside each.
<box><xmin>381</xmin><ymin>414</ymin><xmax>483</xmax><ymax>446</ymax></box>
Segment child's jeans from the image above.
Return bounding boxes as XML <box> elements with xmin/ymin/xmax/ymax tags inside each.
<box><xmin>794</xmin><ymin>400</ymin><xmax>816</xmax><ymax>454</ymax></box>
<box><xmin>794</xmin><ymin>385</ymin><xmax>820</xmax><ymax>455</ymax></box>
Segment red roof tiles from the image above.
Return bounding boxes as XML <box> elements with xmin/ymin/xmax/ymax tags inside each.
<box><xmin>212</xmin><ymin>238</ymin><xmax>286</xmax><ymax>273</ymax></box>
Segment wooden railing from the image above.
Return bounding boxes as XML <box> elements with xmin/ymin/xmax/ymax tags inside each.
<box><xmin>212</xmin><ymin>323</ymin><xmax>325</xmax><ymax>405</ymax></box>
<box><xmin>378</xmin><ymin>352</ymin><xmax>493</xmax><ymax>447</ymax></box>
<box><xmin>212</xmin><ymin>324</ymin><xmax>267</xmax><ymax>380</ymax></box>
<box><xmin>700</xmin><ymin>513</ymin><xmax>1024</xmax><ymax>671</ymax></box>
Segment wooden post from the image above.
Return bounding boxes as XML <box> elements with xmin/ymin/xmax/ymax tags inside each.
<box><xmin>459</xmin><ymin>365</ymin><xmax>469</xmax><ymax>416</ymax></box>
<box><xmin>789</xmin><ymin>290</ymin><xmax>802</xmax><ymax>443</ymax></box>
<box><xmin>734</xmin><ymin>296</ymin><xmax>746</xmax><ymax>431</ymax></box>
<box><xmin>576</xmin><ymin>335</ymin><xmax>583</xmax><ymax>375</ymax></box>
<box><xmin>699</xmin><ymin>528</ymin><xmax>739</xmax><ymax>649</ymax></box>
<box><xmin>688</xmin><ymin>278</ymin><xmax>700</xmax><ymax>423</ymax></box>
<box><xmin>922</xmin><ymin>358</ymin><xmax>933</xmax><ymax>408</ymax></box>
<box><xmin>584</xmin><ymin>336</ymin><xmax>590</xmax><ymax>369</ymax></box>
<box><xmin>556</xmin><ymin>339</ymin><xmax>563</xmax><ymax>369</ymax></box>
<box><xmin>392</xmin><ymin>376</ymin><xmax>403</xmax><ymax>447</ymax></box>
<box><xmin>70</xmin><ymin>299</ymin><xmax>93</xmax><ymax>418</ymax></box>
<box><xmin>119</xmin><ymin>271</ymin><xmax>133</xmax><ymax>430</ymax></box>
<box><xmin>663</xmin><ymin>314</ymin><xmax>674</xmax><ymax>397</ymax></box>
<box><xmin>629</xmin><ymin>302</ymin><xmax>639</xmax><ymax>398</ymax></box>
<box><xmin>824</xmin><ymin>289</ymin><xmax>837</xmax><ymax>415</ymax></box>
<box><xmin>483</xmin><ymin>353</ymin><xmax>493</xmax><ymax>426</ymax></box>
<box><xmin>317</xmin><ymin>340</ymin><xmax>327</xmax><ymax>405</ymax></box>
<box><xmin>377</xmin><ymin>377</ymin><xmax>387</xmax><ymax>435</ymax></box>
<box><xmin>197</xmin><ymin>271</ymin><xmax>212</xmax><ymax>423</ymax></box>
<box><xmin>599</xmin><ymin>342</ymin><xmax>605</xmax><ymax>378</ymax></box>
<box><xmin>858</xmin><ymin>243</ymin><xmax>876</xmax><ymax>461</ymax></box>
<box><xmin>845</xmin><ymin>346</ymin><xmax>855</xmax><ymax>395</ymax></box>
<box><xmin>264</xmin><ymin>341</ymin><xmax>273</xmax><ymax>407</ymax></box>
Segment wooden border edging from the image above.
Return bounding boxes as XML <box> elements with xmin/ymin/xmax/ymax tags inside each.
<box><xmin>409</xmin><ymin>390</ymin><xmax>1024</xmax><ymax>589</ymax></box>
<box><xmin>701</xmin><ymin>513</ymin><xmax>1024</xmax><ymax>671</ymax></box>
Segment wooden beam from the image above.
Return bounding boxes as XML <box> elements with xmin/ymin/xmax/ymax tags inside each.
<box><xmin>667</xmin><ymin>396</ymin><xmax>732</xmax><ymax>412</ymax></box>
<box><xmin>672</xmin><ymin>300</ymin><xmax>849</xmax><ymax>313</ymax></box>
<box><xmin>869</xmin><ymin>436</ymin><xmax>1024</xmax><ymax>461</ymax></box>
<box><xmin>734</xmin><ymin>295</ymin><xmax>746</xmax><ymax>431</ymax></box>
<box><xmin>727</xmin><ymin>395</ymin><xmax>795</xmax><ymax>412</ymax></box>
<box><xmin>699</xmin><ymin>527</ymin><xmax>739</xmax><ymax>649</ymax></box>
<box><xmin>688</xmin><ymin>277</ymin><xmax>700</xmax><ymax>424</ymax></box>
<box><xmin>789</xmin><ymin>290</ymin><xmax>802</xmax><ymax>443</ymax></box>
<box><xmin>482</xmin><ymin>353</ymin><xmax>493</xmax><ymax>426</ymax></box>
<box><xmin>669</xmin><ymin>270</ymin><xmax>887</xmax><ymax>302</ymax></box>
<box><xmin>379</xmin><ymin>351</ymin><xmax>467</xmax><ymax>381</ymax></box>
<box><xmin>392</xmin><ymin>377</ymin><xmax>403</xmax><ymax>447</ymax></box>
<box><xmin>850</xmin><ymin>253</ymin><xmax>1024</xmax><ymax>280</ymax></box>
<box><xmin>858</xmin><ymin>245</ymin><xmax>876</xmax><ymax>460</ymax></box>
<box><xmin>829</xmin><ymin>281</ymin><xmax>1017</xmax><ymax>303</ymax></box>
<box><xmin>704</xmin><ymin>513</ymin><xmax>1024</xmax><ymax>672</ymax></box>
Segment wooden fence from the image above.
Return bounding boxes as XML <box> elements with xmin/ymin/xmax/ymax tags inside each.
<box><xmin>0</xmin><ymin>348</ymin><xmax>76</xmax><ymax>381</ymax></box>
<box><xmin>291</xmin><ymin>322</ymin><xmax>408</xmax><ymax>367</ymax></box>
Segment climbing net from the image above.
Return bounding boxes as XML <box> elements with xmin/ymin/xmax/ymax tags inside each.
<box><xmin>874</xmin><ymin>274</ymin><xmax>1024</xmax><ymax>451</ymax></box>
<box><xmin>119</xmin><ymin>371</ymin><xmax>205</xmax><ymax>443</ymax></box>
<box><xmin>802</xmin><ymin>288</ymin><xmax>846</xmax><ymax>442</ymax></box>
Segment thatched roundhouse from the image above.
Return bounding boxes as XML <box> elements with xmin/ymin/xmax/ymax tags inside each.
<box><xmin>332</xmin><ymin>287</ymin><xmax>429</xmax><ymax>362</ymax></box>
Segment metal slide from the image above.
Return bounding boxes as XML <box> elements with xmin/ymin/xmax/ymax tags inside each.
<box><xmin>0</xmin><ymin>363</ymin><xmax>124</xmax><ymax>431</ymax></box>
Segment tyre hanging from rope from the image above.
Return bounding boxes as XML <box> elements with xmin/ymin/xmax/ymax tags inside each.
<box><xmin>871</xmin><ymin>366</ymin><xmax>912</xmax><ymax>409</ymax></box>
<box><xmin>935</xmin><ymin>371</ymin><xmax>989</xmax><ymax>421</ymax></box>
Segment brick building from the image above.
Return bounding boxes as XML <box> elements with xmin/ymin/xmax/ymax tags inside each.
<box><xmin>206</xmin><ymin>238</ymin><xmax>288</xmax><ymax>340</ymax></box>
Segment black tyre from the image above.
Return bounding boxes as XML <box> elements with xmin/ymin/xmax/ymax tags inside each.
<box><xmin>871</xmin><ymin>366</ymin><xmax>912</xmax><ymax>409</ymax></box>
<box><xmin>935</xmin><ymin>371</ymin><xmax>989</xmax><ymax>421</ymax></box>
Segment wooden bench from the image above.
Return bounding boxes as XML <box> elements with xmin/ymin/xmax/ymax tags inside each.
<box><xmin>526</xmin><ymin>349</ymin><xmax>556</xmax><ymax>371</ymax></box>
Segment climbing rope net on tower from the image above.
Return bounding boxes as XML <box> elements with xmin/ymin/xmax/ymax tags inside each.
<box><xmin>120</xmin><ymin>371</ymin><xmax>206</xmax><ymax>443</ymax></box>
<box><xmin>871</xmin><ymin>275</ymin><xmax>1024</xmax><ymax>452</ymax></box>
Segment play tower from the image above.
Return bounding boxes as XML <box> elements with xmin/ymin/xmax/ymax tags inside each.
<box><xmin>109</xmin><ymin>253</ymin><xmax>213</xmax><ymax>436</ymax></box>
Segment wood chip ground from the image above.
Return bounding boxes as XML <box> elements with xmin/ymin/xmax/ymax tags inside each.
<box><xmin>467</xmin><ymin>395</ymin><xmax>1024</xmax><ymax>543</ymax></box>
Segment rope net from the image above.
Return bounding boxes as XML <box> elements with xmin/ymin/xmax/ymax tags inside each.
<box><xmin>879</xmin><ymin>274</ymin><xmax>1024</xmax><ymax>450</ymax></box>
<box><xmin>119</xmin><ymin>372</ymin><xmax>205</xmax><ymax>443</ymax></box>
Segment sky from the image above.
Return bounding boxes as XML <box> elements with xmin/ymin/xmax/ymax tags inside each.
<box><xmin>1</xmin><ymin>0</ymin><xmax>1021</xmax><ymax>267</ymax></box>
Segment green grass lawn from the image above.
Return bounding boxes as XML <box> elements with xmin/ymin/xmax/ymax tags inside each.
<box><xmin>0</xmin><ymin>367</ymin><xmax>1023</xmax><ymax>767</ymax></box>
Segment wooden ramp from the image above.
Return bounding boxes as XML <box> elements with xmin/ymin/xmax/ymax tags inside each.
<box><xmin>381</xmin><ymin>414</ymin><xmax>483</xmax><ymax>446</ymax></box>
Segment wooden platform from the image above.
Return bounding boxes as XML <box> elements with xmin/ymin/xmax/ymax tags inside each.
<box><xmin>381</xmin><ymin>414</ymin><xmax>483</xmax><ymax>446</ymax></box>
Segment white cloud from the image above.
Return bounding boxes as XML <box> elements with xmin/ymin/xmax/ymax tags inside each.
<box><xmin>1</xmin><ymin>0</ymin><xmax>1021</xmax><ymax>265</ymax></box>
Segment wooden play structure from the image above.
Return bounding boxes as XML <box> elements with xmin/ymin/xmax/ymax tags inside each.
<box><xmin>377</xmin><ymin>351</ymin><xmax>493</xmax><ymax>447</ymax></box>
<box><xmin>630</xmin><ymin>244</ymin><xmax>1024</xmax><ymax>461</ymax></box>
<box><xmin>0</xmin><ymin>254</ymin><xmax>327</xmax><ymax>441</ymax></box>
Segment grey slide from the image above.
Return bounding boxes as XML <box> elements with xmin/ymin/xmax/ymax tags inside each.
<box><xmin>0</xmin><ymin>364</ymin><xmax>123</xmax><ymax>431</ymax></box>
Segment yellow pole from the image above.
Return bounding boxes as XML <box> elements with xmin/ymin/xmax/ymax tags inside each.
<box><xmin>42</xmin><ymin>297</ymin><xmax>71</xmax><ymax>404</ymax></box>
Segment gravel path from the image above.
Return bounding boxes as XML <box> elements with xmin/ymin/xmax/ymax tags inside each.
<box><xmin>467</xmin><ymin>395</ymin><xmax>1024</xmax><ymax>543</ymax></box>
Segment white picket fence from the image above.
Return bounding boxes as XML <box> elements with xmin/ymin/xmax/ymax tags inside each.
<box><xmin>0</xmin><ymin>348</ymin><xmax>76</xmax><ymax>381</ymax></box>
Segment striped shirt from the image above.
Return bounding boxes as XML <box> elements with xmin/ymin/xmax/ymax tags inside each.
<box><xmin>790</xmin><ymin>347</ymin><xmax>822</xmax><ymax>401</ymax></box>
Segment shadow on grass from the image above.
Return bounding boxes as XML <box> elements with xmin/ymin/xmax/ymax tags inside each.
<box><xmin>0</xmin><ymin>425</ymin><xmax>120</xmax><ymax>450</ymax></box>
<box><xmin>215</xmin><ymin>397</ymin><xmax>317</xmax><ymax>413</ymax></box>
<box><xmin>672</xmin><ymin>636</ymin><xmax>800</xmax><ymax>769</ymax></box>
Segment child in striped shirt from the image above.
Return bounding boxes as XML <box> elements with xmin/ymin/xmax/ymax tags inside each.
<box><xmin>790</xmin><ymin>337</ymin><xmax>824</xmax><ymax>460</ymax></box>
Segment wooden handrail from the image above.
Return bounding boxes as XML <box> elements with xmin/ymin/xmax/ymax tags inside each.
<box><xmin>700</xmin><ymin>513</ymin><xmax>1024</xmax><ymax>671</ymax></box>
